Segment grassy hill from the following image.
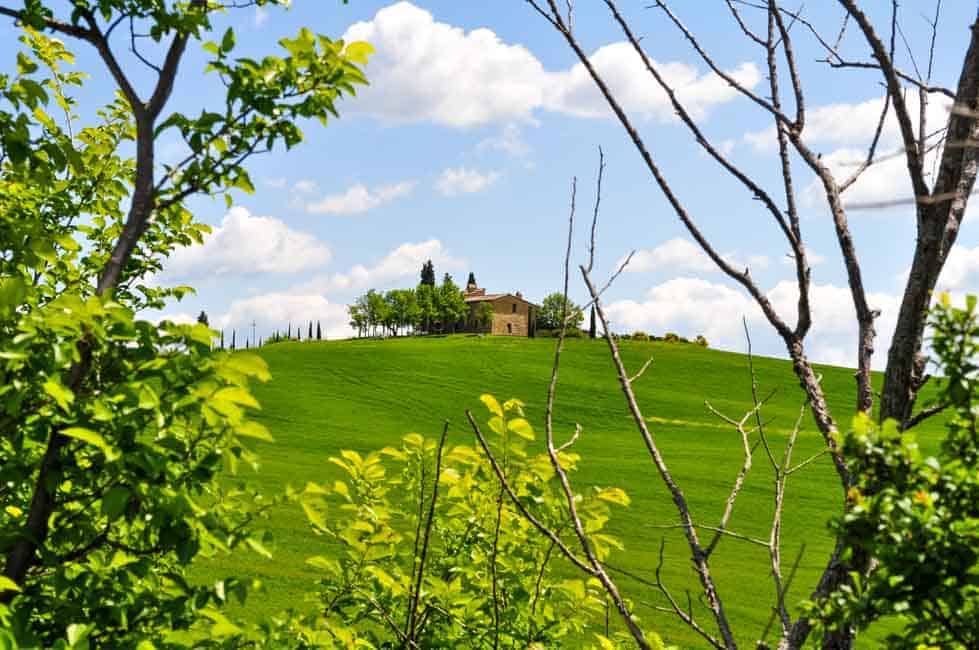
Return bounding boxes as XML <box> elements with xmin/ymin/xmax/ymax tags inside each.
<box><xmin>194</xmin><ymin>335</ymin><xmax>943</xmax><ymax>647</ymax></box>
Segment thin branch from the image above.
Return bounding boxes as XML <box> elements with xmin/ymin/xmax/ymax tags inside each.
<box><xmin>406</xmin><ymin>422</ymin><xmax>449</xmax><ymax>644</ymax></box>
<box><xmin>582</xmin><ymin>263</ymin><xmax>736</xmax><ymax>648</ymax></box>
<box><xmin>542</xmin><ymin>159</ymin><xmax>649</xmax><ymax>648</ymax></box>
<box><xmin>466</xmin><ymin>412</ymin><xmax>594</xmax><ymax>578</ymax></box>
<box><xmin>902</xmin><ymin>401</ymin><xmax>949</xmax><ymax>430</ymax></box>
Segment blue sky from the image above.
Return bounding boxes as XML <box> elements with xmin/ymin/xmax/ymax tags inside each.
<box><xmin>4</xmin><ymin>1</ymin><xmax>979</xmax><ymax>366</ymax></box>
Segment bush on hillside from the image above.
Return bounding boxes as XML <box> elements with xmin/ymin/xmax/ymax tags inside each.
<box><xmin>695</xmin><ymin>335</ymin><xmax>709</xmax><ymax>347</ymax></box>
<box><xmin>632</xmin><ymin>331</ymin><xmax>650</xmax><ymax>341</ymax></box>
<box><xmin>294</xmin><ymin>396</ymin><xmax>640</xmax><ymax>647</ymax></box>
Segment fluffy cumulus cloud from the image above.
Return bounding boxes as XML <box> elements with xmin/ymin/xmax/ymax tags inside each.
<box><xmin>342</xmin><ymin>2</ymin><xmax>759</xmax><ymax>127</ymax></box>
<box><xmin>160</xmin><ymin>207</ymin><xmax>331</xmax><ymax>281</ymax></box>
<box><xmin>215</xmin><ymin>239</ymin><xmax>466</xmax><ymax>339</ymax></box>
<box><xmin>548</xmin><ymin>45</ymin><xmax>760</xmax><ymax>122</ymax></box>
<box><xmin>297</xmin><ymin>238</ymin><xmax>464</xmax><ymax>295</ymax></box>
<box><xmin>435</xmin><ymin>167</ymin><xmax>501</xmax><ymax>196</ymax></box>
<box><xmin>306</xmin><ymin>181</ymin><xmax>416</xmax><ymax>215</ymax></box>
<box><xmin>623</xmin><ymin>238</ymin><xmax>769</xmax><ymax>274</ymax></box>
<box><xmin>605</xmin><ymin>277</ymin><xmax>901</xmax><ymax>367</ymax></box>
<box><xmin>744</xmin><ymin>93</ymin><xmax>954</xmax><ymax>212</ymax></box>
<box><xmin>218</xmin><ymin>293</ymin><xmax>352</xmax><ymax>339</ymax></box>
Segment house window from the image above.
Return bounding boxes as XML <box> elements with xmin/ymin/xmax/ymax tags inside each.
<box><xmin>507</xmin><ymin>323</ymin><xmax>512</xmax><ymax>334</ymax></box>
<box><xmin>511</xmin><ymin>303</ymin><xmax>517</xmax><ymax>313</ymax></box>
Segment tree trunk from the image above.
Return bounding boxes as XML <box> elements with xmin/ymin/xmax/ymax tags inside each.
<box><xmin>880</xmin><ymin>17</ymin><xmax>979</xmax><ymax>426</ymax></box>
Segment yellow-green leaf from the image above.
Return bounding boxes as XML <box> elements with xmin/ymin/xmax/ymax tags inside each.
<box><xmin>62</xmin><ymin>427</ymin><xmax>109</xmax><ymax>451</ymax></box>
<box><xmin>507</xmin><ymin>417</ymin><xmax>535</xmax><ymax>440</ymax></box>
<box><xmin>480</xmin><ymin>394</ymin><xmax>503</xmax><ymax>416</ymax></box>
<box><xmin>212</xmin><ymin>386</ymin><xmax>260</xmax><ymax>409</ymax></box>
<box><xmin>0</xmin><ymin>576</ymin><xmax>21</xmax><ymax>593</ymax></box>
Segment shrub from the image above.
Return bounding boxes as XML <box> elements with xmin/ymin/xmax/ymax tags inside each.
<box><xmin>632</xmin><ymin>331</ymin><xmax>650</xmax><ymax>341</ymax></box>
<box><xmin>663</xmin><ymin>332</ymin><xmax>689</xmax><ymax>344</ymax></box>
<box><xmin>695</xmin><ymin>335</ymin><xmax>709</xmax><ymax>347</ymax></box>
<box><xmin>295</xmin><ymin>395</ymin><xmax>635</xmax><ymax>646</ymax></box>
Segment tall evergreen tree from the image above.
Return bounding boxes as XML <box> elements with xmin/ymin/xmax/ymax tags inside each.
<box><xmin>589</xmin><ymin>305</ymin><xmax>597</xmax><ymax>339</ymax></box>
<box><xmin>220</xmin><ymin>330</ymin><xmax>225</xmax><ymax>349</ymax></box>
<box><xmin>308</xmin><ymin>321</ymin><xmax>313</xmax><ymax>340</ymax></box>
<box><xmin>231</xmin><ymin>330</ymin><xmax>236</xmax><ymax>350</ymax></box>
<box><xmin>316</xmin><ymin>321</ymin><xmax>322</xmax><ymax>340</ymax></box>
<box><xmin>196</xmin><ymin>310</ymin><xmax>209</xmax><ymax>326</ymax></box>
<box><xmin>287</xmin><ymin>322</ymin><xmax>292</xmax><ymax>339</ymax></box>
<box><xmin>420</xmin><ymin>259</ymin><xmax>436</xmax><ymax>286</ymax></box>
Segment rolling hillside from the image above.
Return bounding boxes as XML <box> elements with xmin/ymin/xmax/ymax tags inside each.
<box><xmin>194</xmin><ymin>335</ymin><xmax>942</xmax><ymax>647</ymax></box>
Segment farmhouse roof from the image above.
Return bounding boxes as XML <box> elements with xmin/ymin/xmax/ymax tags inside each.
<box><xmin>464</xmin><ymin>292</ymin><xmax>539</xmax><ymax>308</ymax></box>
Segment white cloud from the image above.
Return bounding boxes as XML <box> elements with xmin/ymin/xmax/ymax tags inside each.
<box><xmin>745</xmin><ymin>93</ymin><xmax>951</xmax><ymax>151</ymax></box>
<box><xmin>160</xmin><ymin>207</ymin><xmax>331</xmax><ymax>280</ymax></box>
<box><xmin>214</xmin><ymin>239</ymin><xmax>468</xmax><ymax>340</ymax></box>
<box><xmin>435</xmin><ymin>167</ymin><xmax>501</xmax><ymax>196</ymax></box>
<box><xmin>547</xmin><ymin>44</ymin><xmax>761</xmax><ymax>122</ymax></box>
<box><xmin>605</xmin><ymin>277</ymin><xmax>901</xmax><ymax>368</ymax></box>
<box><xmin>478</xmin><ymin>123</ymin><xmax>531</xmax><ymax>157</ymax></box>
<box><xmin>931</xmin><ymin>243</ymin><xmax>979</xmax><ymax>293</ymax></box>
<box><xmin>218</xmin><ymin>293</ymin><xmax>352</xmax><ymax>340</ymax></box>
<box><xmin>151</xmin><ymin>312</ymin><xmax>197</xmax><ymax>326</ymax></box>
<box><xmin>624</xmin><ymin>238</ymin><xmax>716</xmax><ymax>274</ymax></box>
<box><xmin>297</xmin><ymin>239</ymin><xmax>464</xmax><ymax>295</ymax></box>
<box><xmin>254</xmin><ymin>6</ymin><xmax>269</xmax><ymax>28</ymax></box>
<box><xmin>743</xmin><ymin>93</ymin><xmax>955</xmax><ymax>212</ymax></box>
<box><xmin>294</xmin><ymin>179</ymin><xmax>318</xmax><ymax>194</ymax></box>
<box><xmin>306</xmin><ymin>181</ymin><xmax>416</xmax><ymax>215</ymax></box>
<box><xmin>342</xmin><ymin>2</ymin><xmax>759</xmax><ymax>127</ymax></box>
<box><xmin>623</xmin><ymin>238</ymin><xmax>770</xmax><ymax>274</ymax></box>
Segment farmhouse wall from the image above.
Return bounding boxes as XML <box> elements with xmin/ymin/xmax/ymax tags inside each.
<box><xmin>491</xmin><ymin>297</ymin><xmax>533</xmax><ymax>337</ymax></box>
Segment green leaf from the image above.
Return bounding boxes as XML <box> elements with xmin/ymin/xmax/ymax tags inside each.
<box><xmin>0</xmin><ymin>276</ymin><xmax>27</xmax><ymax>315</ymax></box>
<box><xmin>596</xmin><ymin>487</ymin><xmax>631</xmax><ymax>507</ymax></box>
<box><xmin>220</xmin><ymin>28</ymin><xmax>236</xmax><ymax>54</ymax></box>
<box><xmin>101</xmin><ymin>486</ymin><xmax>130</xmax><ymax>520</ymax></box>
<box><xmin>225</xmin><ymin>352</ymin><xmax>271</xmax><ymax>381</ymax></box>
<box><xmin>212</xmin><ymin>387</ymin><xmax>260</xmax><ymax>409</ymax></box>
<box><xmin>62</xmin><ymin>427</ymin><xmax>110</xmax><ymax>452</ymax></box>
<box><xmin>236</xmin><ymin>420</ymin><xmax>273</xmax><ymax>442</ymax></box>
<box><xmin>43</xmin><ymin>379</ymin><xmax>74</xmax><ymax>411</ymax></box>
<box><xmin>138</xmin><ymin>384</ymin><xmax>160</xmax><ymax>410</ymax></box>
<box><xmin>245</xmin><ymin>537</ymin><xmax>272</xmax><ymax>558</ymax></box>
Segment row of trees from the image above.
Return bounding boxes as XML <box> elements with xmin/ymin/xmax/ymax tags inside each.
<box><xmin>348</xmin><ymin>263</ymin><xmax>486</xmax><ymax>337</ymax></box>
<box><xmin>195</xmin><ymin>311</ymin><xmax>326</xmax><ymax>349</ymax></box>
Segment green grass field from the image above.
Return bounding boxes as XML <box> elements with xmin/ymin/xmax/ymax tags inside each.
<box><xmin>194</xmin><ymin>335</ymin><xmax>942</xmax><ymax>647</ymax></box>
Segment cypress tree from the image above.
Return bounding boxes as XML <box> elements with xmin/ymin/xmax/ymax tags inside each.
<box><xmin>231</xmin><ymin>330</ymin><xmax>236</xmax><ymax>350</ymax></box>
<box><xmin>246</xmin><ymin>338</ymin><xmax>250</xmax><ymax>349</ymax></box>
<box><xmin>220</xmin><ymin>330</ymin><xmax>225</xmax><ymax>349</ymax></box>
<box><xmin>316</xmin><ymin>321</ymin><xmax>322</xmax><ymax>340</ymax></box>
<box><xmin>589</xmin><ymin>305</ymin><xmax>597</xmax><ymax>339</ymax></box>
<box><xmin>420</xmin><ymin>259</ymin><xmax>436</xmax><ymax>286</ymax></box>
<box><xmin>308</xmin><ymin>321</ymin><xmax>313</xmax><ymax>340</ymax></box>
<box><xmin>287</xmin><ymin>322</ymin><xmax>292</xmax><ymax>339</ymax></box>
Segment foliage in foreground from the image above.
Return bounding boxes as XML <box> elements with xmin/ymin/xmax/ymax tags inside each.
<box><xmin>293</xmin><ymin>396</ymin><xmax>660</xmax><ymax>648</ymax></box>
<box><xmin>811</xmin><ymin>295</ymin><xmax>979</xmax><ymax>648</ymax></box>
<box><xmin>0</xmin><ymin>1</ymin><xmax>370</xmax><ymax>645</ymax></box>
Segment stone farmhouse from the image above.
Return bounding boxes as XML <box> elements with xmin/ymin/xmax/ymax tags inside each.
<box><xmin>462</xmin><ymin>273</ymin><xmax>539</xmax><ymax>337</ymax></box>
